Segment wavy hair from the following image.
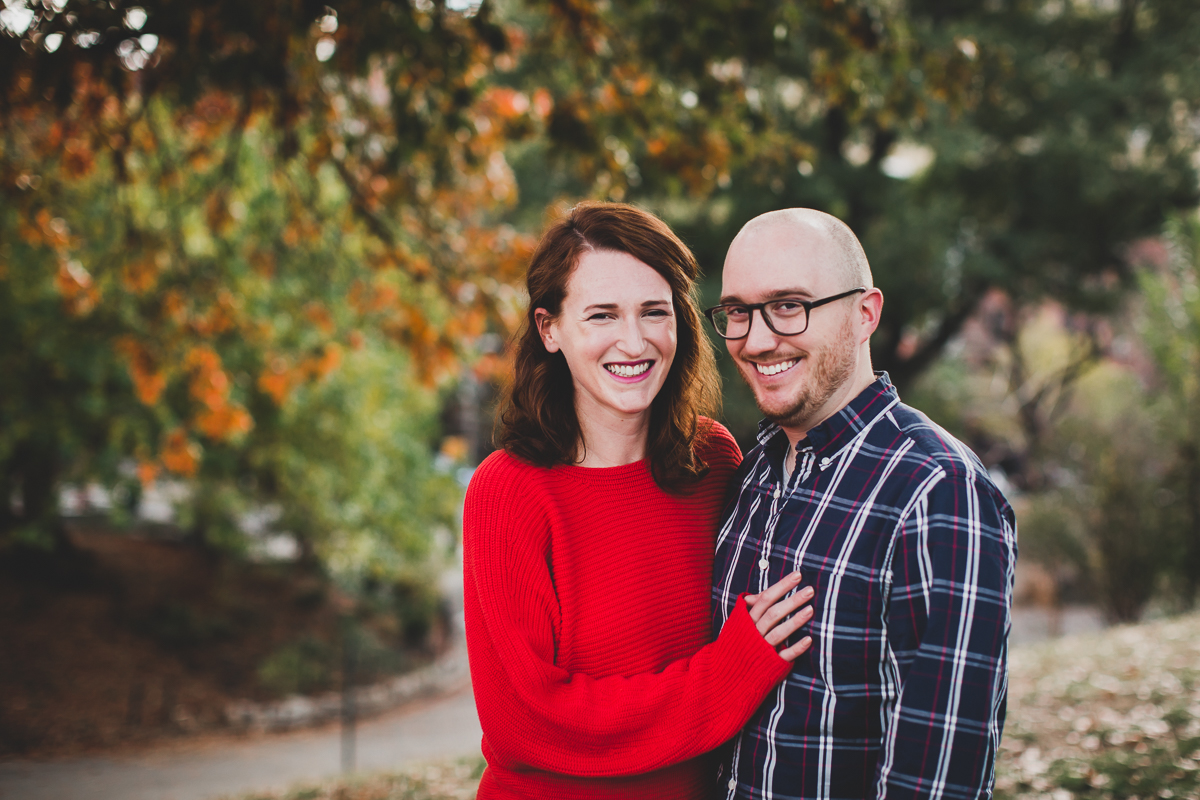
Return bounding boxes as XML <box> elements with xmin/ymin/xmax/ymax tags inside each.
<box><xmin>496</xmin><ymin>202</ymin><xmax>721</xmax><ymax>492</ymax></box>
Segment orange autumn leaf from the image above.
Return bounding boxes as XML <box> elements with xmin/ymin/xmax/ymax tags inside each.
<box><xmin>184</xmin><ymin>345</ymin><xmax>230</xmax><ymax>410</ymax></box>
<box><xmin>304</xmin><ymin>301</ymin><xmax>335</xmax><ymax>333</ymax></box>
<box><xmin>483</xmin><ymin>86</ymin><xmax>530</xmax><ymax>119</ymax></box>
<box><xmin>303</xmin><ymin>342</ymin><xmax>343</xmax><ymax>380</ymax></box>
<box><xmin>115</xmin><ymin>337</ymin><xmax>167</xmax><ymax>406</ymax></box>
<box><xmin>136</xmin><ymin>460</ymin><xmax>159</xmax><ymax>487</ymax></box>
<box><xmin>161</xmin><ymin>429</ymin><xmax>201</xmax><ymax>477</ymax></box>
<box><xmin>120</xmin><ymin>254</ymin><xmax>161</xmax><ymax>294</ymax></box>
<box><xmin>194</xmin><ymin>404</ymin><xmax>253</xmax><ymax>440</ymax></box>
<box><xmin>257</xmin><ymin>359</ymin><xmax>293</xmax><ymax>405</ymax></box>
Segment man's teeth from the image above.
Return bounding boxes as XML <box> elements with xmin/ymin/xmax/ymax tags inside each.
<box><xmin>756</xmin><ymin>360</ymin><xmax>797</xmax><ymax>376</ymax></box>
<box><xmin>606</xmin><ymin>362</ymin><xmax>650</xmax><ymax>378</ymax></box>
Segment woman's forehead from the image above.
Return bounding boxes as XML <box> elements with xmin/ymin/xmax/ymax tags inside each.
<box><xmin>563</xmin><ymin>249</ymin><xmax>673</xmax><ymax>305</ymax></box>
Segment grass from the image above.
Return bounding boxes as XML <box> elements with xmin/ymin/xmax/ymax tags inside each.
<box><xmin>234</xmin><ymin>612</ymin><xmax>1200</xmax><ymax>800</ymax></box>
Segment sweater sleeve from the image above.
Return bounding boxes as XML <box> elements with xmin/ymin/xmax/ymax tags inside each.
<box><xmin>462</xmin><ymin>454</ymin><xmax>790</xmax><ymax>779</ymax></box>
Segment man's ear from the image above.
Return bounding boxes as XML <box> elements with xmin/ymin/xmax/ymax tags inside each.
<box><xmin>856</xmin><ymin>288</ymin><xmax>884</xmax><ymax>344</ymax></box>
<box><xmin>534</xmin><ymin>308</ymin><xmax>560</xmax><ymax>353</ymax></box>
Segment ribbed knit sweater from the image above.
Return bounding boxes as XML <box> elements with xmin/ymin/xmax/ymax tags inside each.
<box><xmin>463</xmin><ymin>421</ymin><xmax>792</xmax><ymax>799</ymax></box>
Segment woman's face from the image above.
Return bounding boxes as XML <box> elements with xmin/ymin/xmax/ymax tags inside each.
<box><xmin>536</xmin><ymin>249</ymin><xmax>677</xmax><ymax>424</ymax></box>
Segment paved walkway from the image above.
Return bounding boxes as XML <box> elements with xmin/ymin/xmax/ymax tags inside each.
<box><xmin>0</xmin><ymin>685</ymin><xmax>481</xmax><ymax>800</ymax></box>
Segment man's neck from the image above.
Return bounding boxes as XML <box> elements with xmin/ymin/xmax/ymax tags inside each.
<box><xmin>779</xmin><ymin>366</ymin><xmax>877</xmax><ymax>473</ymax></box>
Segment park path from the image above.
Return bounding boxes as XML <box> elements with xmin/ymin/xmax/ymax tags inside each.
<box><xmin>0</xmin><ymin>566</ymin><xmax>482</xmax><ymax>800</ymax></box>
<box><xmin>0</xmin><ymin>683</ymin><xmax>482</xmax><ymax>800</ymax></box>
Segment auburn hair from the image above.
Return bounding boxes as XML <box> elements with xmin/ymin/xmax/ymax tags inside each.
<box><xmin>496</xmin><ymin>201</ymin><xmax>722</xmax><ymax>492</ymax></box>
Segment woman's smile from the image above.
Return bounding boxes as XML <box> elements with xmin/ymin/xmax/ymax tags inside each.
<box><xmin>604</xmin><ymin>359</ymin><xmax>654</xmax><ymax>381</ymax></box>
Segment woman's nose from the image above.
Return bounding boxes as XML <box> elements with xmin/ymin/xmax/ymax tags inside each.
<box><xmin>616</xmin><ymin>317</ymin><xmax>647</xmax><ymax>354</ymax></box>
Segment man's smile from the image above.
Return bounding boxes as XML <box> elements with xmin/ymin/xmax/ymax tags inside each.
<box><xmin>753</xmin><ymin>358</ymin><xmax>799</xmax><ymax>377</ymax></box>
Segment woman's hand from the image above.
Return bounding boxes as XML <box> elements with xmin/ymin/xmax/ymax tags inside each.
<box><xmin>745</xmin><ymin>571</ymin><xmax>814</xmax><ymax>662</ymax></box>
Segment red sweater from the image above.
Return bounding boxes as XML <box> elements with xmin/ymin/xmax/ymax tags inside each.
<box><xmin>462</xmin><ymin>421</ymin><xmax>791</xmax><ymax>799</ymax></box>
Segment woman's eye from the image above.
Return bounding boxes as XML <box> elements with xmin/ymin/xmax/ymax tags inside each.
<box><xmin>587</xmin><ymin>313</ymin><xmax>614</xmax><ymax>321</ymax></box>
<box><xmin>644</xmin><ymin>308</ymin><xmax>670</xmax><ymax>318</ymax></box>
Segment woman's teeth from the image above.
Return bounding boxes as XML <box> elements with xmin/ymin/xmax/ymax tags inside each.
<box><xmin>756</xmin><ymin>359</ymin><xmax>797</xmax><ymax>376</ymax></box>
<box><xmin>606</xmin><ymin>362</ymin><xmax>650</xmax><ymax>378</ymax></box>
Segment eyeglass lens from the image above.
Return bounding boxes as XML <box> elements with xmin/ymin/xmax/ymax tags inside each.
<box><xmin>713</xmin><ymin>301</ymin><xmax>808</xmax><ymax>338</ymax></box>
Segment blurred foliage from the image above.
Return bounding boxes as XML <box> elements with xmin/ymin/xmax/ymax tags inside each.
<box><xmin>909</xmin><ymin>221</ymin><xmax>1200</xmax><ymax>622</ymax></box>
<box><xmin>1138</xmin><ymin>215</ymin><xmax>1200</xmax><ymax>608</ymax></box>
<box><xmin>2</xmin><ymin>0</ymin><xmax>1200</xmax><ymax>595</ymax></box>
<box><xmin>256</xmin><ymin>635</ymin><xmax>336</xmax><ymax>696</ymax></box>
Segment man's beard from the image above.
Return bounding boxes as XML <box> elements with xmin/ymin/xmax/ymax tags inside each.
<box><xmin>740</xmin><ymin>316</ymin><xmax>858</xmax><ymax>429</ymax></box>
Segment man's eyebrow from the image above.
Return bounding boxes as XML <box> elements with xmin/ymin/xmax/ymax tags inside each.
<box><xmin>718</xmin><ymin>288</ymin><xmax>815</xmax><ymax>304</ymax></box>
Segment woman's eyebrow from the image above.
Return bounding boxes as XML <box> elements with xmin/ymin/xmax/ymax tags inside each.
<box><xmin>581</xmin><ymin>299</ymin><xmax>672</xmax><ymax>312</ymax></box>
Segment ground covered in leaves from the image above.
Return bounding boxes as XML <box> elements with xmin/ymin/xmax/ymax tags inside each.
<box><xmin>241</xmin><ymin>612</ymin><xmax>1200</xmax><ymax>800</ymax></box>
<box><xmin>235</xmin><ymin>758</ymin><xmax>486</xmax><ymax>800</ymax></box>
<box><xmin>997</xmin><ymin>610</ymin><xmax>1200</xmax><ymax>799</ymax></box>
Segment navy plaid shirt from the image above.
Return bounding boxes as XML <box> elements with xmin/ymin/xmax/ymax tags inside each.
<box><xmin>712</xmin><ymin>374</ymin><xmax>1016</xmax><ymax>800</ymax></box>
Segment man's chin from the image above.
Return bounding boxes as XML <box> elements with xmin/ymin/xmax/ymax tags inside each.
<box><xmin>750</xmin><ymin>391</ymin><xmax>809</xmax><ymax>428</ymax></box>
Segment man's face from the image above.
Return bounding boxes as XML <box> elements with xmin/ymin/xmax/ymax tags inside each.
<box><xmin>720</xmin><ymin>224</ymin><xmax>864</xmax><ymax>433</ymax></box>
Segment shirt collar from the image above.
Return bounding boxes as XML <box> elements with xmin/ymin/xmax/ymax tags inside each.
<box><xmin>755</xmin><ymin>372</ymin><xmax>899</xmax><ymax>461</ymax></box>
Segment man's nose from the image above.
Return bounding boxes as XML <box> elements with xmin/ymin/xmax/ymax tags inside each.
<box><xmin>741</xmin><ymin>308</ymin><xmax>779</xmax><ymax>355</ymax></box>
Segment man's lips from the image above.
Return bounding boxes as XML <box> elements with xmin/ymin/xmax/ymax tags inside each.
<box><xmin>604</xmin><ymin>360</ymin><xmax>653</xmax><ymax>379</ymax></box>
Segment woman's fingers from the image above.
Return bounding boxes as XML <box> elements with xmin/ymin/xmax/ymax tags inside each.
<box><xmin>778</xmin><ymin>635</ymin><xmax>813</xmax><ymax>662</ymax></box>
<box><xmin>763</xmin><ymin>604</ymin><xmax>814</xmax><ymax>647</ymax></box>
<box><xmin>753</xmin><ymin>583</ymin><xmax>814</xmax><ymax>637</ymax></box>
<box><xmin>745</xmin><ymin>571</ymin><xmax>803</xmax><ymax>623</ymax></box>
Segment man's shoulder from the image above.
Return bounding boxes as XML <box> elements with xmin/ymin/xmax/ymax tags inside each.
<box><xmin>876</xmin><ymin>402</ymin><xmax>1011</xmax><ymax>507</ymax></box>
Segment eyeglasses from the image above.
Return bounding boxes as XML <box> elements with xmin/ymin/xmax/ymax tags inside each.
<box><xmin>704</xmin><ymin>288</ymin><xmax>867</xmax><ymax>340</ymax></box>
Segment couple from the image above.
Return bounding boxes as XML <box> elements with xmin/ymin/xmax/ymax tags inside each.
<box><xmin>462</xmin><ymin>203</ymin><xmax>1017</xmax><ymax>800</ymax></box>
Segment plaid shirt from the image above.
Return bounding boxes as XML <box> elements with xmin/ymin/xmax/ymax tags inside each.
<box><xmin>712</xmin><ymin>374</ymin><xmax>1016</xmax><ymax>800</ymax></box>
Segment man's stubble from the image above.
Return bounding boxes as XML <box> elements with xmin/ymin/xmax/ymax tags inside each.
<box><xmin>739</xmin><ymin>313</ymin><xmax>859</xmax><ymax>430</ymax></box>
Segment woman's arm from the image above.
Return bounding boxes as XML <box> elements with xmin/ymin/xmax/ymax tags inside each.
<box><xmin>463</xmin><ymin>457</ymin><xmax>811</xmax><ymax>779</ymax></box>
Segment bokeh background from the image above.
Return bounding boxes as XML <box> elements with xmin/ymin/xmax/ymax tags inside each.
<box><xmin>3</xmin><ymin>0</ymin><xmax>1200</xmax><ymax>797</ymax></box>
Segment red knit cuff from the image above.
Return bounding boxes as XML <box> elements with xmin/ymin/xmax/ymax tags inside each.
<box><xmin>721</xmin><ymin>592</ymin><xmax>792</xmax><ymax>679</ymax></box>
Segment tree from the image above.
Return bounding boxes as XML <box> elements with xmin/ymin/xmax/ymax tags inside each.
<box><xmin>0</xmin><ymin>0</ymin><xmax>533</xmax><ymax>553</ymax></box>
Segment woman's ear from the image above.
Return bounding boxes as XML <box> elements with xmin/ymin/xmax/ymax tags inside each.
<box><xmin>534</xmin><ymin>308</ymin><xmax>560</xmax><ymax>353</ymax></box>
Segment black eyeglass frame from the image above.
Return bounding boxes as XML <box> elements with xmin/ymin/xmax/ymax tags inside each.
<box><xmin>703</xmin><ymin>287</ymin><xmax>868</xmax><ymax>340</ymax></box>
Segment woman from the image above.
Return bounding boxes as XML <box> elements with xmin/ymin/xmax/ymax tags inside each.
<box><xmin>463</xmin><ymin>202</ymin><xmax>814</xmax><ymax>799</ymax></box>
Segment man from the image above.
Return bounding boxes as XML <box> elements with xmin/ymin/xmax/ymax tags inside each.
<box><xmin>708</xmin><ymin>209</ymin><xmax>1016</xmax><ymax>800</ymax></box>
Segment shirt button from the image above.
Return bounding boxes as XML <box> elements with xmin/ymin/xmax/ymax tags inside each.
<box><xmin>728</xmin><ymin>778</ymin><xmax>737</xmax><ymax>790</ymax></box>
<box><xmin>820</xmin><ymin>457</ymin><xmax>831</xmax><ymax>468</ymax></box>
<box><xmin>758</xmin><ymin>558</ymin><xmax>770</xmax><ymax>570</ymax></box>
<box><xmin>773</xmin><ymin>486</ymin><xmax>781</xmax><ymax>499</ymax></box>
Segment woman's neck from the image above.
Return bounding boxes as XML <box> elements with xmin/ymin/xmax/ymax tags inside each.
<box><xmin>574</xmin><ymin>401</ymin><xmax>651</xmax><ymax>468</ymax></box>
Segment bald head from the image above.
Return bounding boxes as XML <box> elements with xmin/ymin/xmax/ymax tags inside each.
<box><xmin>728</xmin><ymin>208</ymin><xmax>872</xmax><ymax>290</ymax></box>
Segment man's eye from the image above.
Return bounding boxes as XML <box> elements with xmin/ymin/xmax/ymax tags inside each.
<box><xmin>725</xmin><ymin>306</ymin><xmax>750</xmax><ymax>319</ymax></box>
<box><xmin>771</xmin><ymin>301</ymin><xmax>805</xmax><ymax>316</ymax></box>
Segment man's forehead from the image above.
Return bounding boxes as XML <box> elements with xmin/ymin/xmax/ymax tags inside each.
<box><xmin>721</xmin><ymin>228</ymin><xmax>839</xmax><ymax>299</ymax></box>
